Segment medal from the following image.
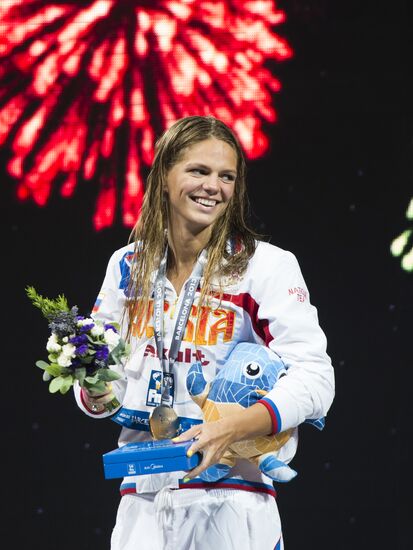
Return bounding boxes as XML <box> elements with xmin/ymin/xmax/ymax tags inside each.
<box><xmin>149</xmin><ymin>247</ymin><xmax>207</xmax><ymax>440</ymax></box>
<box><xmin>149</xmin><ymin>404</ymin><xmax>181</xmax><ymax>440</ymax></box>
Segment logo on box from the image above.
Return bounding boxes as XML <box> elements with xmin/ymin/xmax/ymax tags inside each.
<box><xmin>127</xmin><ymin>463</ymin><xmax>137</xmax><ymax>475</ymax></box>
<box><xmin>143</xmin><ymin>463</ymin><xmax>164</xmax><ymax>471</ymax></box>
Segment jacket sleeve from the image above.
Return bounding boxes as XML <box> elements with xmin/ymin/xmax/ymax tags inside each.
<box><xmin>73</xmin><ymin>248</ymin><xmax>128</xmax><ymax>419</ymax></box>
<box><xmin>256</xmin><ymin>250</ymin><xmax>335</xmax><ymax>434</ymax></box>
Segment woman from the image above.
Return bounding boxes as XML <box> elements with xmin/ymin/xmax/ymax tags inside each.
<box><xmin>74</xmin><ymin>115</ymin><xmax>335</xmax><ymax>549</ymax></box>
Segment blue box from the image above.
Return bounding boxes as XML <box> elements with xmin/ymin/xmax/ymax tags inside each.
<box><xmin>102</xmin><ymin>439</ymin><xmax>201</xmax><ymax>479</ymax></box>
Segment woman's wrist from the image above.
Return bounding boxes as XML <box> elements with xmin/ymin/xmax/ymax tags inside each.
<box><xmin>231</xmin><ymin>403</ymin><xmax>274</xmax><ymax>442</ymax></box>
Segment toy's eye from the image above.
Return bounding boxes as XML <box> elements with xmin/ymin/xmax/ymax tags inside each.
<box><xmin>243</xmin><ymin>361</ymin><xmax>261</xmax><ymax>379</ymax></box>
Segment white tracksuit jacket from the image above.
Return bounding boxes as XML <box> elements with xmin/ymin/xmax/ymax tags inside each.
<box><xmin>74</xmin><ymin>240</ymin><xmax>335</xmax><ymax>498</ymax></box>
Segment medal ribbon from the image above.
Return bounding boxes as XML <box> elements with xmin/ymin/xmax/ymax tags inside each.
<box><xmin>153</xmin><ymin>247</ymin><xmax>207</xmax><ymax>406</ymax></box>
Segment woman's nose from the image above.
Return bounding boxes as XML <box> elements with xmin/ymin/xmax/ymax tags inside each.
<box><xmin>202</xmin><ymin>173</ymin><xmax>219</xmax><ymax>192</ymax></box>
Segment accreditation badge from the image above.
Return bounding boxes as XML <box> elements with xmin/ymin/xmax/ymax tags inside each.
<box><xmin>146</xmin><ymin>369</ymin><xmax>175</xmax><ymax>408</ymax></box>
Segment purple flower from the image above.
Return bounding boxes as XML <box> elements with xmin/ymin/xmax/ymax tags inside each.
<box><xmin>79</xmin><ymin>323</ymin><xmax>95</xmax><ymax>333</ymax></box>
<box><xmin>75</xmin><ymin>344</ymin><xmax>89</xmax><ymax>356</ymax></box>
<box><xmin>104</xmin><ymin>323</ymin><xmax>118</xmax><ymax>333</ymax></box>
<box><xmin>69</xmin><ymin>334</ymin><xmax>88</xmax><ymax>345</ymax></box>
<box><xmin>95</xmin><ymin>346</ymin><xmax>109</xmax><ymax>361</ymax></box>
<box><xmin>86</xmin><ymin>364</ymin><xmax>97</xmax><ymax>375</ymax></box>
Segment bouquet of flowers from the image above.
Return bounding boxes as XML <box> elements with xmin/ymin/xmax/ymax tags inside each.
<box><xmin>26</xmin><ymin>286</ymin><xmax>129</xmax><ymax>412</ymax></box>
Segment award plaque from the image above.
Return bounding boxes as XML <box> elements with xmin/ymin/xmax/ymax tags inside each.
<box><xmin>102</xmin><ymin>439</ymin><xmax>201</xmax><ymax>479</ymax></box>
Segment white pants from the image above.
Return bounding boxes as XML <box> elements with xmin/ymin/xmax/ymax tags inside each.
<box><xmin>111</xmin><ymin>488</ymin><xmax>283</xmax><ymax>550</ymax></box>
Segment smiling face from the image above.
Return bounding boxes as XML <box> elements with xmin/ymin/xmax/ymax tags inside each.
<box><xmin>164</xmin><ymin>137</ymin><xmax>238</xmax><ymax>238</ymax></box>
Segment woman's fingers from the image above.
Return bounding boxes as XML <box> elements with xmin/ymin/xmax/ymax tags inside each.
<box><xmin>172</xmin><ymin>424</ymin><xmax>201</xmax><ymax>444</ymax></box>
<box><xmin>82</xmin><ymin>384</ymin><xmax>115</xmax><ymax>412</ymax></box>
<box><xmin>181</xmin><ymin>420</ymin><xmax>234</xmax><ymax>480</ymax></box>
<box><xmin>93</xmin><ymin>391</ymin><xmax>116</xmax><ymax>405</ymax></box>
<box><xmin>175</xmin><ymin>420</ymin><xmax>236</xmax><ymax>480</ymax></box>
<box><xmin>184</xmin><ymin>449</ymin><xmax>212</xmax><ymax>480</ymax></box>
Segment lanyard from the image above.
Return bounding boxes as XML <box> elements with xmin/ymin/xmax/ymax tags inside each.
<box><xmin>153</xmin><ymin>247</ymin><xmax>207</xmax><ymax>405</ymax></box>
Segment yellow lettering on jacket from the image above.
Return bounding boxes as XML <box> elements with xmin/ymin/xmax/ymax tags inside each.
<box><xmin>131</xmin><ymin>300</ymin><xmax>235</xmax><ymax>345</ymax></box>
<box><xmin>208</xmin><ymin>308</ymin><xmax>235</xmax><ymax>345</ymax></box>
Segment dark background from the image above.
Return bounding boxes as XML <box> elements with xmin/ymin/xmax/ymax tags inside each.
<box><xmin>2</xmin><ymin>1</ymin><xmax>411</xmax><ymax>548</ymax></box>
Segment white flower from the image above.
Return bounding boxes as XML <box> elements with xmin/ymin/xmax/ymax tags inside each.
<box><xmin>91</xmin><ymin>323</ymin><xmax>104</xmax><ymax>337</ymax></box>
<box><xmin>104</xmin><ymin>328</ymin><xmax>120</xmax><ymax>350</ymax></box>
<box><xmin>61</xmin><ymin>343</ymin><xmax>76</xmax><ymax>357</ymax></box>
<box><xmin>56</xmin><ymin>343</ymin><xmax>76</xmax><ymax>368</ymax></box>
<box><xmin>46</xmin><ymin>333</ymin><xmax>61</xmax><ymax>353</ymax></box>
<box><xmin>77</xmin><ymin>317</ymin><xmax>94</xmax><ymax>327</ymax></box>
<box><xmin>62</xmin><ymin>336</ymin><xmax>69</xmax><ymax>343</ymax></box>
<box><xmin>57</xmin><ymin>353</ymin><xmax>72</xmax><ymax>367</ymax></box>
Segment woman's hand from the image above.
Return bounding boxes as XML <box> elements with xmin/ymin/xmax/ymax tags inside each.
<box><xmin>81</xmin><ymin>383</ymin><xmax>115</xmax><ymax>413</ymax></box>
<box><xmin>173</xmin><ymin>417</ymin><xmax>236</xmax><ymax>481</ymax></box>
<box><xmin>172</xmin><ymin>403</ymin><xmax>274</xmax><ymax>480</ymax></box>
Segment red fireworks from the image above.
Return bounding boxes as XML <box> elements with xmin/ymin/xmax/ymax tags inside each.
<box><xmin>0</xmin><ymin>1</ymin><xmax>292</xmax><ymax>230</ymax></box>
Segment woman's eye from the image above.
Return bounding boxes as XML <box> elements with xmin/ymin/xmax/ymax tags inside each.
<box><xmin>190</xmin><ymin>168</ymin><xmax>206</xmax><ymax>175</ymax></box>
<box><xmin>221</xmin><ymin>174</ymin><xmax>235</xmax><ymax>182</ymax></box>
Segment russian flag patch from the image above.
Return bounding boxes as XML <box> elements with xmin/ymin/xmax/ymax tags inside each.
<box><xmin>92</xmin><ymin>292</ymin><xmax>104</xmax><ymax>313</ymax></box>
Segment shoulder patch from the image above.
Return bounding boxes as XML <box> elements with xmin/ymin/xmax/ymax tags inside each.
<box><xmin>119</xmin><ymin>251</ymin><xmax>135</xmax><ymax>294</ymax></box>
<box><xmin>288</xmin><ymin>287</ymin><xmax>308</xmax><ymax>302</ymax></box>
<box><xmin>92</xmin><ymin>292</ymin><xmax>105</xmax><ymax>313</ymax></box>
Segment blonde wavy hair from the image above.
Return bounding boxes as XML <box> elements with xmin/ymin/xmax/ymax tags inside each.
<box><xmin>125</xmin><ymin>115</ymin><xmax>261</xmax><ymax>340</ymax></box>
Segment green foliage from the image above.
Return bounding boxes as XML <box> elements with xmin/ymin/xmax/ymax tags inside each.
<box><xmin>74</xmin><ymin>367</ymin><xmax>86</xmax><ymax>385</ymax></box>
<box><xmin>45</xmin><ymin>363</ymin><xmax>63</xmax><ymax>377</ymax></box>
<box><xmin>85</xmin><ymin>373</ymin><xmax>100</xmax><ymax>385</ymax></box>
<box><xmin>109</xmin><ymin>341</ymin><xmax>131</xmax><ymax>365</ymax></box>
<box><xmin>98</xmin><ymin>369</ymin><xmax>121</xmax><ymax>382</ymax></box>
<box><xmin>35</xmin><ymin>360</ymin><xmax>50</xmax><ymax>371</ymax></box>
<box><xmin>49</xmin><ymin>375</ymin><xmax>74</xmax><ymax>394</ymax></box>
<box><xmin>42</xmin><ymin>371</ymin><xmax>52</xmax><ymax>382</ymax></box>
<box><xmin>83</xmin><ymin>379</ymin><xmax>107</xmax><ymax>394</ymax></box>
<box><xmin>26</xmin><ymin>286</ymin><xmax>70</xmax><ymax>319</ymax></box>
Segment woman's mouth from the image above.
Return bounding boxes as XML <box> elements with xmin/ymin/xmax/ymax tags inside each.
<box><xmin>191</xmin><ymin>197</ymin><xmax>218</xmax><ymax>207</ymax></box>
